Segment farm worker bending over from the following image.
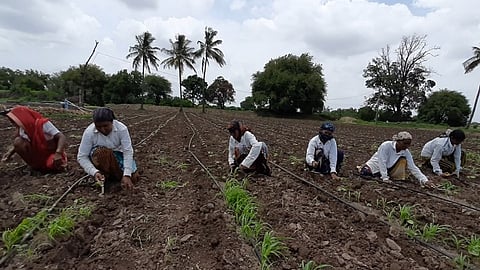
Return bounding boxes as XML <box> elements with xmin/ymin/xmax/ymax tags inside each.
<box><xmin>420</xmin><ymin>129</ymin><xmax>466</xmax><ymax>178</ymax></box>
<box><xmin>1</xmin><ymin>105</ymin><xmax>67</xmax><ymax>172</ymax></box>
<box><xmin>77</xmin><ymin>108</ymin><xmax>139</xmax><ymax>191</ymax></box>
<box><xmin>305</xmin><ymin>122</ymin><xmax>344</xmax><ymax>180</ymax></box>
<box><xmin>227</xmin><ymin>120</ymin><xmax>271</xmax><ymax>176</ymax></box>
<box><xmin>359</xmin><ymin>131</ymin><xmax>434</xmax><ymax>187</ymax></box>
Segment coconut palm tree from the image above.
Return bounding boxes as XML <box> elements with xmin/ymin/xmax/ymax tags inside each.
<box><xmin>196</xmin><ymin>27</ymin><xmax>226</xmax><ymax>112</ymax></box>
<box><xmin>126</xmin><ymin>31</ymin><xmax>160</xmax><ymax>109</ymax></box>
<box><xmin>161</xmin><ymin>34</ymin><xmax>196</xmax><ymax>100</ymax></box>
<box><xmin>463</xmin><ymin>46</ymin><xmax>480</xmax><ymax>128</ymax></box>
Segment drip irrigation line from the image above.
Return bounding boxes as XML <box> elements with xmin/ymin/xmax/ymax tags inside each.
<box><xmin>134</xmin><ymin>112</ymin><xmax>178</xmax><ymax>147</ymax></box>
<box><xmin>183</xmin><ymin>112</ymin><xmax>263</xmax><ymax>266</ymax></box>
<box><xmin>0</xmin><ymin>174</ymin><xmax>88</xmax><ymax>266</ymax></box>
<box><xmin>388</xmin><ymin>181</ymin><xmax>480</xmax><ymax>212</ymax></box>
<box><xmin>270</xmin><ymin>161</ymin><xmax>469</xmax><ymax>263</ymax></box>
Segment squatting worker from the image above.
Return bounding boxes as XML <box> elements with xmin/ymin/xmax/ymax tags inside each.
<box><xmin>421</xmin><ymin>129</ymin><xmax>466</xmax><ymax>178</ymax></box>
<box><xmin>227</xmin><ymin>120</ymin><xmax>271</xmax><ymax>176</ymax></box>
<box><xmin>1</xmin><ymin>105</ymin><xmax>67</xmax><ymax>172</ymax></box>
<box><xmin>305</xmin><ymin>122</ymin><xmax>344</xmax><ymax>180</ymax></box>
<box><xmin>77</xmin><ymin>107</ymin><xmax>140</xmax><ymax>191</ymax></box>
<box><xmin>359</xmin><ymin>131</ymin><xmax>434</xmax><ymax>187</ymax></box>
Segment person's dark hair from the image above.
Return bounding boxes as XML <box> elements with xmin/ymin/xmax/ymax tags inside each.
<box><xmin>320</xmin><ymin>122</ymin><xmax>335</xmax><ymax>132</ymax></box>
<box><xmin>449</xmin><ymin>129</ymin><xmax>465</xmax><ymax>142</ymax></box>
<box><xmin>93</xmin><ymin>107</ymin><xmax>115</xmax><ymax>122</ymax></box>
<box><xmin>227</xmin><ymin>120</ymin><xmax>241</xmax><ymax>134</ymax></box>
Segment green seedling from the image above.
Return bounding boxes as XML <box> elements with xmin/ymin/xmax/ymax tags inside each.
<box><xmin>259</xmin><ymin>231</ymin><xmax>287</xmax><ymax>270</ymax></box>
<box><xmin>47</xmin><ymin>210</ymin><xmax>76</xmax><ymax>240</ymax></box>
<box><xmin>300</xmin><ymin>260</ymin><xmax>332</xmax><ymax>270</ymax></box>
<box><xmin>165</xmin><ymin>235</ymin><xmax>177</xmax><ymax>251</ymax></box>
<box><xmin>448</xmin><ymin>234</ymin><xmax>465</xmax><ymax>250</ymax></box>
<box><xmin>376</xmin><ymin>197</ymin><xmax>394</xmax><ymax>211</ymax></box>
<box><xmin>155</xmin><ymin>156</ymin><xmax>170</xmax><ymax>166</ymax></box>
<box><xmin>2</xmin><ymin>210</ymin><xmax>47</xmax><ymax>251</ymax></box>
<box><xmin>176</xmin><ymin>162</ymin><xmax>189</xmax><ymax>172</ymax></box>
<box><xmin>398</xmin><ymin>204</ymin><xmax>415</xmax><ymax>227</ymax></box>
<box><xmin>288</xmin><ymin>155</ymin><xmax>303</xmax><ymax>166</ymax></box>
<box><xmin>241</xmin><ymin>220</ymin><xmax>264</xmax><ymax>242</ymax></box>
<box><xmin>421</xmin><ymin>223</ymin><xmax>450</xmax><ymax>242</ymax></box>
<box><xmin>453</xmin><ymin>253</ymin><xmax>470</xmax><ymax>270</ymax></box>
<box><xmin>22</xmin><ymin>194</ymin><xmax>52</xmax><ymax>205</ymax></box>
<box><xmin>438</xmin><ymin>181</ymin><xmax>459</xmax><ymax>195</ymax></box>
<box><xmin>405</xmin><ymin>225</ymin><xmax>420</xmax><ymax>239</ymax></box>
<box><xmin>156</xmin><ymin>180</ymin><xmax>186</xmax><ymax>189</ymax></box>
<box><xmin>467</xmin><ymin>235</ymin><xmax>480</xmax><ymax>257</ymax></box>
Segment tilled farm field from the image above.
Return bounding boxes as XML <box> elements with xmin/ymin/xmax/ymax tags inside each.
<box><xmin>0</xmin><ymin>105</ymin><xmax>479</xmax><ymax>270</ymax></box>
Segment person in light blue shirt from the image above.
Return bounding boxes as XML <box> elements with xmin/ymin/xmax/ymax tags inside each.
<box><xmin>77</xmin><ymin>108</ymin><xmax>139</xmax><ymax>191</ymax></box>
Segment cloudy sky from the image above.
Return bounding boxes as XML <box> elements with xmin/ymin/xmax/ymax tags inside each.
<box><xmin>1</xmin><ymin>0</ymin><xmax>479</xmax><ymax>119</ymax></box>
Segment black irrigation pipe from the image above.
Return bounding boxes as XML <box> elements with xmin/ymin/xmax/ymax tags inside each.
<box><xmin>0</xmin><ymin>174</ymin><xmax>89</xmax><ymax>266</ymax></box>
<box><xmin>189</xmin><ymin>112</ymin><xmax>480</xmax><ymax>267</ymax></box>
<box><xmin>134</xmin><ymin>112</ymin><xmax>178</xmax><ymax>148</ymax></box>
<box><xmin>183</xmin><ymin>112</ymin><xmax>262</xmax><ymax>265</ymax></box>
<box><xmin>269</xmin><ymin>161</ymin><xmax>480</xmax><ymax>265</ymax></box>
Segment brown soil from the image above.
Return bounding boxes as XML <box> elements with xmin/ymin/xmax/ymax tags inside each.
<box><xmin>0</xmin><ymin>105</ymin><xmax>479</xmax><ymax>270</ymax></box>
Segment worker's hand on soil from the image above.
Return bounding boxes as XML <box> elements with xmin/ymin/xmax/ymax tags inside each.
<box><xmin>94</xmin><ymin>172</ymin><xmax>105</xmax><ymax>182</ymax></box>
<box><xmin>121</xmin><ymin>176</ymin><xmax>133</xmax><ymax>190</ymax></box>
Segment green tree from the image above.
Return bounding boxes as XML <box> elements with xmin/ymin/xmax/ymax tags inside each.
<box><xmin>104</xmin><ymin>70</ymin><xmax>142</xmax><ymax>104</ymax></box>
<box><xmin>417</xmin><ymin>89</ymin><xmax>471</xmax><ymax>126</ymax></box>
<box><xmin>161</xmin><ymin>34</ymin><xmax>197</xmax><ymax>100</ymax></box>
<box><xmin>196</xmin><ymin>27</ymin><xmax>226</xmax><ymax>112</ymax></box>
<box><xmin>363</xmin><ymin>34</ymin><xmax>438</xmax><ymax>121</ymax></box>
<box><xmin>0</xmin><ymin>67</ymin><xmax>16</xmax><ymax>90</ymax></box>
<box><xmin>463</xmin><ymin>45</ymin><xmax>480</xmax><ymax>128</ymax></box>
<box><xmin>206</xmin><ymin>76</ymin><xmax>235</xmax><ymax>109</ymax></box>
<box><xmin>145</xmin><ymin>74</ymin><xmax>172</xmax><ymax>105</ymax></box>
<box><xmin>126</xmin><ymin>31</ymin><xmax>161</xmax><ymax>109</ymax></box>
<box><xmin>182</xmin><ymin>75</ymin><xmax>206</xmax><ymax>105</ymax></box>
<box><xmin>358</xmin><ymin>106</ymin><xmax>376</xmax><ymax>121</ymax></box>
<box><xmin>61</xmin><ymin>64</ymin><xmax>107</xmax><ymax>106</ymax></box>
<box><xmin>240</xmin><ymin>96</ymin><xmax>256</xmax><ymax>111</ymax></box>
<box><xmin>251</xmin><ymin>53</ymin><xmax>326</xmax><ymax>115</ymax></box>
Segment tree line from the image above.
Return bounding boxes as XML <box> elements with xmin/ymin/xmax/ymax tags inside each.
<box><xmin>1</xmin><ymin>31</ymin><xmax>479</xmax><ymax>127</ymax></box>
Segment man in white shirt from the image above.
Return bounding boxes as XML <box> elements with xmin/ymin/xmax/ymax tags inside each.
<box><xmin>421</xmin><ymin>129</ymin><xmax>465</xmax><ymax>178</ymax></box>
<box><xmin>227</xmin><ymin>120</ymin><xmax>271</xmax><ymax>176</ymax></box>
<box><xmin>305</xmin><ymin>122</ymin><xmax>343</xmax><ymax>180</ymax></box>
<box><xmin>359</xmin><ymin>131</ymin><xmax>434</xmax><ymax>187</ymax></box>
<box><xmin>77</xmin><ymin>108</ymin><xmax>139</xmax><ymax>191</ymax></box>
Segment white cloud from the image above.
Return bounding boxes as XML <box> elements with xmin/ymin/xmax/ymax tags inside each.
<box><xmin>0</xmin><ymin>0</ymin><xmax>479</xmax><ymax>120</ymax></box>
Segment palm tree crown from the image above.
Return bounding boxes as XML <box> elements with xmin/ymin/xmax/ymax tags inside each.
<box><xmin>126</xmin><ymin>31</ymin><xmax>160</xmax><ymax>76</ymax></box>
<box><xmin>161</xmin><ymin>34</ymin><xmax>197</xmax><ymax>100</ymax></box>
<box><xmin>463</xmin><ymin>45</ymin><xmax>480</xmax><ymax>128</ymax></box>
<box><xmin>463</xmin><ymin>46</ymin><xmax>480</xmax><ymax>74</ymax></box>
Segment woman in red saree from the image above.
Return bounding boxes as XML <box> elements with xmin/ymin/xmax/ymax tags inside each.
<box><xmin>1</xmin><ymin>106</ymin><xmax>67</xmax><ymax>172</ymax></box>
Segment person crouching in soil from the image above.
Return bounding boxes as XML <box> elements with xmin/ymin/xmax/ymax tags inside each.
<box><xmin>77</xmin><ymin>107</ymin><xmax>140</xmax><ymax>191</ymax></box>
<box><xmin>420</xmin><ymin>129</ymin><xmax>466</xmax><ymax>178</ymax></box>
<box><xmin>227</xmin><ymin>120</ymin><xmax>271</xmax><ymax>176</ymax></box>
<box><xmin>305</xmin><ymin>122</ymin><xmax>344</xmax><ymax>180</ymax></box>
<box><xmin>1</xmin><ymin>105</ymin><xmax>67</xmax><ymax>173</ymax></box>
<box><xmin>359</xmin><ymin>131</ymin><xmax>435</xmax><ymax>187</ymax></box>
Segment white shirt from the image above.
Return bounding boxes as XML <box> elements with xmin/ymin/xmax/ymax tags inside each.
<box><xmin>77</xmin><ymin>120</ymin><xmax>134</xmax><ymax>177</ymax></box>
<box><xmin>421</xmin><ymin>137</ymin><xmax>461</xmax><ymax>174</ymax></box>
<box><xmin>228</xmin><ymin>131</ymin><xmax>263</xmax><ymax>168</ymax></box>
<box><xmin>305</xmin><ymin>135</ymin><xmax>338</xmax><ymax>174</ymax></box>
<box><xmin>19</xmin><ymin>121</ymin><xmax>59</xmax><ymax>141</ymax></box>
<box><xmin>366</xmin><ymin>141</ymin><xmax>428</xmax><ymax>184</ymax></box>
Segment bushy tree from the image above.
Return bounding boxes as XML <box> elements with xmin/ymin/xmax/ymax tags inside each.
<box><xmin>145</xmin><ymin>74</ymin><xmax>172</xmax><ymax>105</ymax></box>
<box><xmin>240</xmin><ymin>96</ymin><xmax>255</xmax><ymax>111</ymax></box>
<box><xmin>206</xmin><ymin>76</ymin><xmax>235</xmax><ymax>109</ymax></box>
<box><xmin>182</xmin><ymin>75</ymin><xmax>206</xmax><ymax>105</ymax></box>
<box><xmin>417</xmin><ymin>89</ymin><xmax>471</xmax><ymax>126</ymax></box>
<box><xmin>60</xmin><ymin>64</ymin><xmax>107</xmax><ymax>106</ymax></box>
<box><xmin>103</xmin><ymin>70</ymin><xmax>141</xmax><ymax>104</ymax></box>
<box><xmin>251</xmin><ymin>53</ymin><xmax>326</xmax><ymax>115</ymax></box>
<box><xmin>358</xmin><ymin>106</ymin><xmax>376</xmax><ymax>121</ymax></box>
<box><xmin>363</xmin><ymin>34</ymin><xmax>438</xmax><ymax>121</ymax></box>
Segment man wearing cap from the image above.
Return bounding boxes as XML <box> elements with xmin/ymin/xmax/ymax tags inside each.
<box><xmin>77</xmin><ymin>107</ymin><xmax>140</xmax><ymax>191</ymax></box>
<box><xmin>359</xmin><ymin>131</ymin><xmax>434</xmax><ymax>187</ymax></box>
<box><xmin>1</xmin><ymin>105</ymin><xmax>67</xmax><ymax>172</ymax></box>
<box><xmin>227</xmin><ymin>120</ymin><xmax>271</xmax><ymax>176</ymax></box>
<box><xmin>305</xmin><ymin>122</ymin><xmax>344</xmax><ymax>180</ymax></box>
